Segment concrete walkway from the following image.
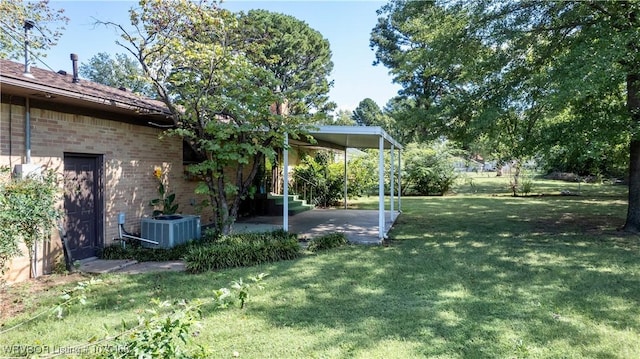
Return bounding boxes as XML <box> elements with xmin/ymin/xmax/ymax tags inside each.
<box><xmin>79</xmin><ymin>258</ymin><xmax>185</xmax><ymax>275</ymax></box>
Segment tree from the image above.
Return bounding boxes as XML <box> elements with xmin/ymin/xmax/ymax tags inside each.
<box><xmin>80</xmin><ymin>52</ymin><xmax>154</xmax><ymax>97</ymax></box>
<box><xmin>236</xmin><ymin>9</ymin><xmax>335</xmax><ymax>119</ymax></box>
<box><xmin>333</xmin><ymin>109</ymin><xmax>356</xmax><ymax>126</ymax></box>
<box><xmin>371</xmin><ymin>1</ymin><xmax>640</xmax><ymax>230</ymax></box>
<box><xmin>352</xmin><ymin>98</ymin><xmax>388</xmax><ymax>127</ymax></box>
<box><xmin>313</xmin><ymin>109</ymin><xmax>356</xmax><ymax>126</ymax></box>
<box><xmin>383</xmin><ymin>96</ymin><xmax>428</xmax><ymax>144</ymax></box>
<box><xmin>371</xmin><ymin>0</ymin><xmax>549</xmax><ymax>190</ymax></box>
<box><xmin>0</xmin><ymin>0</ymin><xmax>68</xmax><ymax>60</ymax></box>
<box><xmin>105</xmin><ymin>0</ymin><xmax>333</xmax><ymax>234</ymax></box>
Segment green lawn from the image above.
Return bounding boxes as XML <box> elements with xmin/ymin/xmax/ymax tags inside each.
<box><xmin>2</xmin><ymin>176</ymin><xmax>639</xmax><ymax>358</ymax></box>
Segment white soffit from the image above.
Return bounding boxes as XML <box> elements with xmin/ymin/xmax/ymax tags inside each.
<box><xmin>303</xmin><ymin>125</ymin><xmax>403</xmax><ymax>150</ymax></box>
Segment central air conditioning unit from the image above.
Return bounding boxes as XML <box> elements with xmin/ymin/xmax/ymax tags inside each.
<box><xmin>141</xmin><ymin>215</ymin><xmax>201</xmax><ymax>249</ymax></box>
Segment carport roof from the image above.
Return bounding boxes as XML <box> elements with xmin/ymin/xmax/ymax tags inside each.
<box><xmin>300</xmin><ymin>125</ymin><xmax>403</xmax><ymax>150</ymax></box>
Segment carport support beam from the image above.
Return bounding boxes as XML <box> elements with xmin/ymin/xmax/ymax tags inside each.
<box><xmin>390</xmin><ymin>145</ymin><xmax>395</xmax><ymax>220</ymax></box>
<box><xmin>283</xmin><ymin>135</ymin><xmax>289</xmax><ymax>232</ymax></box>
<box><xmin>378</xmin><ymin>136</ymin><xmax>385</xmax><ymax>240</ymax></box>
<box><xmin>344</xmin><ymin>147</ymin><xmax>348</xmax><ymax>209</ymax></box>
<box><xmin>398</xmin><ymin>149</ymin><xmax>402</xmax><ymax>213</ymax></box>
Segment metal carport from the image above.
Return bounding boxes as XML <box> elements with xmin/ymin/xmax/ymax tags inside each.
<box><xmin>283</xmin><ymin>125</ymin><xmax>403</xmax><ymax>242</ymax></box>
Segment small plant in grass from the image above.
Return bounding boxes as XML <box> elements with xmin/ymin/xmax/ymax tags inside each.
<box><xmin>214</xmin><ymin>273</ymin><xmax>268</xmax><ymax>309</ymax></box>
<box><xmin>520</xmin><ymin>176</ymin><xmax>534</xmax><ymax>196</ymax></box>
<box><xmin>465</xmin><ymin>176</ymin><xmax>477</xmax><ymax>193</ymax></box>
<box><xmin>307</xmin><ymin>232</ymin><xmax>348</xmax><ymax>252</ymax></box>
<box><xmin>95</xmin><ymin>274</ymin><xmax>267</xmax><ymax>358</ymax></box>
<box><xmin>96</xmin><ymin>299</ymin><xmax>207</xmax><ymax>359</ymax></box>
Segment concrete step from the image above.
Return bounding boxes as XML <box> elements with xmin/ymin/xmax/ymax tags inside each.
<box><xmin>267</xmin><ymin>194</ymin><xmax>314</xmax><ymax>216</ymax></box>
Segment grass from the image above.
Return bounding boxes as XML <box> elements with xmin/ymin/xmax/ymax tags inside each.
<box><xmin>1</xmin><ymin>175</ymin><xmax>639</xmax><ymax>358</ymax></box>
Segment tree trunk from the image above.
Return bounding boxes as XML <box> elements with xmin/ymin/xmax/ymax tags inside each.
<box><xmin>218</xmin><ymin>175</ymin><xmax>232</xmax><ymax>235</ymax></box>
<box><xmin>623</xmin><ymin>73</ymin><xmax>640</xmax><ymax>232</ymax></box>
<box><xmin>624</xmin><ymin>140</ymin><xmax>640</xmax><ymax>232</ymax></box>
<box><xmin>507</xmin><ymin>161</ymin><xmax>522</xmax><ymax>197</ymax></box>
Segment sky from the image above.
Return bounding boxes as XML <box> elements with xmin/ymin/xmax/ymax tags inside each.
<box><xmin>32</xmin><ymin>0</ymin><xmax>402</xmax><ymax>112</ymax></box>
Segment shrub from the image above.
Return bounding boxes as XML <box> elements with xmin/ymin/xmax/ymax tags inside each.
<box><xmin>100</xmin><ymin>240</ymin><xmax>199</xmax><ymax>262</ymax></box>
<box><xmin>346</xmin><ymin>155</ymin><xmax>378</xmax><ymax>197</ymax></box>
<box><xmin>184</xmin><ymin>230</ymin><xmax>300</xmax><ymax>273</ymax></box>
<box><xmin>0</xmin><ymin>167</ymin><xmax>60</xmax><ymax>276</ymax></box>
<box><xmin>307</xmin><ymin>232</ymin><xmax>348</xmax><ymax>252</ymax></box>
<box><xmin>403</xmin><ymin>142</ymin><xmax>459</xmax><ymax>196</ymax></box>
<box><xmin>519</xmin><ymin>176</ymin><xmax>534</xmax><ymax>196</ymax></box>
<box><xmin>293</xmin><ymin>151</ymin><xmax>345</xmax><ymax>207</ymax></box>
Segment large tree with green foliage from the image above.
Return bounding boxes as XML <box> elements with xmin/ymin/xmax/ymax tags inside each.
<box><xmin>0</xmin><ymin>0</ymin><xmax>67</xmax><ymax>60</ymax></box>
<box><xmin>80</xmin><ymin>52</ymin><xmax>154</xmax><ymax>97</ymax></box>
<box><xmin>382</xmin><ymin>96</ymin><xmax>428</xmax><ymax>144</ymax></box>
<box><xmin>352</xmin><ymin>98</ymin><xmax>391</xmax><ymax>128</ymax></box>
<box><xmin>236</xmin><ymin>9</ymin><xmax>335</xmax><ymax>118</ymax></box>
<box><xmin>105</xmin><ymin>0</ymin><xmax>333</xmax><ymax>234</ymax></box>
<box><xmin>333</xmin><ymin>109</ymin><xmax>356</xmax><ymax>126</ymax></box>
<box><xmin>371</xmin><ymin>0</ymin><xmax>640</xmax><ymax>231</ymax></box>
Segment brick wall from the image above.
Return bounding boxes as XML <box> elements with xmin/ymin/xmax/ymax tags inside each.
<box><xmin>1</xmin><ymin>99</ymin><xmax>213</xmax><ymax>283</ymax></box>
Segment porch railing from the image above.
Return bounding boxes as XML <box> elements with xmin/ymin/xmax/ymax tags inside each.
<box><xmin>291</xmin><ymin>176</ymin><xmax>316</xmax><ymax>206</ymax></box>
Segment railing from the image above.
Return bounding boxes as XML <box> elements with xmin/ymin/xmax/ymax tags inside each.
<box><xmin>291</xmin><ymin>175</ymin><xmax>316</xmax><ymax>206</ymax></box>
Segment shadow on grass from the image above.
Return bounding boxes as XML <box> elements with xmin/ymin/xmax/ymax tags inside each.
<box><xmin>3</xmin><ymin>195</ymin><xmax>637</xmax><ymax>357</ymax></box>
<box><xmin>245</xmin><ymin>195</ymin><xmax>639</xmax><ymax>357</ymax></box>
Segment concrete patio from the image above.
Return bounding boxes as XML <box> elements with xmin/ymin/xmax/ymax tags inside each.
<box><xmin>235</xmin><ymin>208</ymin><xmax>401</xmax><ymax>245</ymax></box>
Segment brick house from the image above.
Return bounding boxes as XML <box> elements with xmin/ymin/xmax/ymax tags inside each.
<box><xmin>1</xmin><ymin>58</ymin><xmax>212</xmax><ymax>282</ymax></box>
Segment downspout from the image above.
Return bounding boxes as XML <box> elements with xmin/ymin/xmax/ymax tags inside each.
<box><xmin>8</xmin><ymin>95</ymin><xmax>13</xmax><ymax>166</ymax></box>
<box><xmin>25</xmin><ymin>97</ymin><xmax>31</xmax><ymax>164</ymax></box>
<box><xmin>27</xmin><ymin>96</ymin><xmax>37</xmax><ymax>277</ymax></box>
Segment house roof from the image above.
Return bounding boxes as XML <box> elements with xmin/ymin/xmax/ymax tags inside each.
<box><xmin>0</xmin><ymin>58</ymin><xmax>172</xmax><ymax>124</ymax></box>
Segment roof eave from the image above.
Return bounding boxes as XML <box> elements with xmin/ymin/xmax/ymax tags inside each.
<box><xmin>0</xmin><ymin>75</ymin><xmax>170</xmax><ymax>118</ymax></box>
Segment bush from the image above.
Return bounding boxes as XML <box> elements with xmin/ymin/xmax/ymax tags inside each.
<box><xmin>346</xmin><ymin>155</ymin><xmax>378</xmax><ymax>197</ymax></box>
<box><xmin>293</xmin><ymin>151</ymin><xmax>344</xmax><ymax>207</ymax></box>
<box><xmin>403</xmin><ymin>142</ymin><xmax>459</xmax><ymax>196</ymax></box>
<box><xmin>100</xmin><ymin>239</ymin><xmax>201</xmax><ymax>262</ymax></box>
<box><xmin>307</xmin><ymin>232</ymin><xmax>348</xmax><ymax>252</ymax></box>
<box><xmin>0</xmin><ymin>167</ymin><xmax>60</xmax><ymax>276</ymax></box>
<box><xmin>184</xmin><ymin>230</ymin><xmax>300</xmax><ymax>273</ymax></box>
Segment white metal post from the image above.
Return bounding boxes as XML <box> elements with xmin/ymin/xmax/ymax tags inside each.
<box><xmin>378</xmin><ymin>136</ymin><xmax>385</xmax><ymax>240</ymax></box>
<box><xmin>398</xmin><ymin>149</ymin><xmax>402</xmax><ymax>213</ymax></box>
<box><xmin>283</xmin><ymin>135</ymin><xmax>289</xmax><ymax>231</ymax></box>
<box><xmin>344</xmin><ymin>147</ymin><xmax>348</xmax><ymax>209</ymax></box>
<box><xmin>390</xmin><ymin>145</ymin><xmax>395</xmax><ymax>220</ymax></box>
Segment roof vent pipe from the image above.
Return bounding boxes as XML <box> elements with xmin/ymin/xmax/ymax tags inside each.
<box><xmin>23</xmin><ymin>20</ymin><xmax>35</xmax><ymax>78</ymax></box>
<box><xmin>70</xmin><ymin>53</ymin><xmax>79</xmax><ymax>83</ymax></box>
